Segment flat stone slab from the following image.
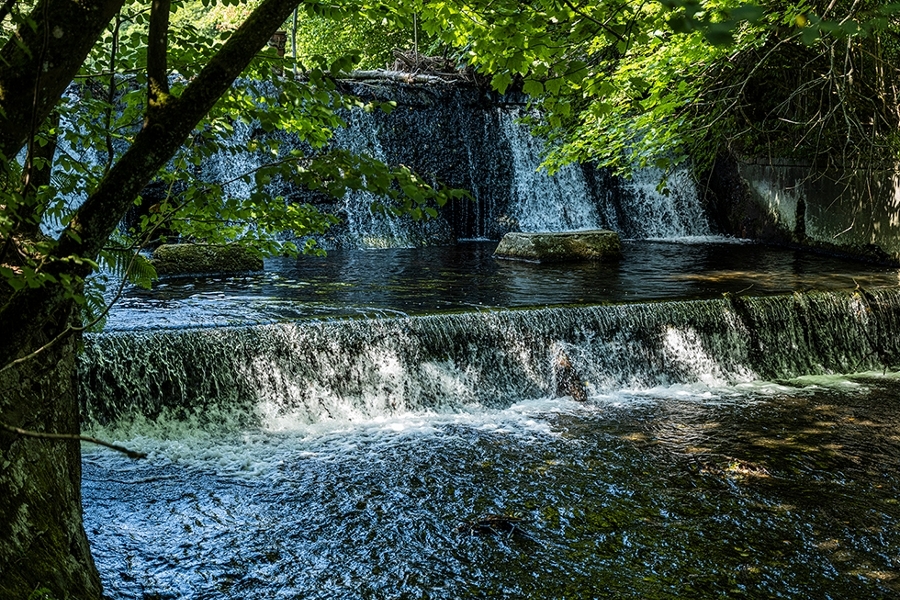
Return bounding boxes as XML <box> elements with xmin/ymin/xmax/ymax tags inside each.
<box><xmin>151</xmin><ymin>244</ymin><xmax>264</xmax><ymax>276</ymax></box>
<box><xmin>493</xmin><ymin>230</ymin><xmax>622</xmax><ymax>263</ymax></box>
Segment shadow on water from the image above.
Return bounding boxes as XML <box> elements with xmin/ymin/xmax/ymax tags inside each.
<box><xmin>83</xmin><ymin>376</ymin><xmax>900</xmax><ymax>599</ymax></box>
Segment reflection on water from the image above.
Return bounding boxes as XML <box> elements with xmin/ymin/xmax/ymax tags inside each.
<box><xmin>83</xmin><ymin>375</ymin><xmax>900</xmax><ymax>599</ymax></box>
<box><xmin>107</xmin><ymin>241</ymin><xmax>899</xmax><ymax>330</ymax></box>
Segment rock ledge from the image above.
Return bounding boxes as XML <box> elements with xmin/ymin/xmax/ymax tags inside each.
<box><xmin>493</xmin><ymin>230</ymin><xmax>622</xmax><ymax>262</ymax></box>
<box><xmin>151</xmin><ymin>244</ymin><xmax>264</xmax><ymax>276</ymax></box>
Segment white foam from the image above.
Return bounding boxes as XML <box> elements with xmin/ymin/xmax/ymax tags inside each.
<box><xmin>82</xmin><ymin>369</ymin><xmax>898</xmax><ymax>479</ymax></box>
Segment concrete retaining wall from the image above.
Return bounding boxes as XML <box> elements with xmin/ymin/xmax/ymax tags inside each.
<box><xmin>705</xmin><ymin>154</ymin><xmax>900</xmax><ymax>264</ymax></box>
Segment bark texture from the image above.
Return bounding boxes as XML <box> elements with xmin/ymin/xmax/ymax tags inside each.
<box><xmin>0</xmin><ymin>0</ymin><xmax>303</xmax><ymax>369</ymax></box>
<box><xmin>0</xmin><ymin>0</ymin><xmax>303</xmax><ymax>595</ymax></box>
<box><xmin>0</xmin><ymin>317</ymin><xmax>101</xmax><ymax>600</ymax></box>
<box><xmin>0</xmin><ymin>0</ymin><xmax>126</xmax><ymax>160</ymax></box>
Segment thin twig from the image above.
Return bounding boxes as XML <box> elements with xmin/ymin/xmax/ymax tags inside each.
<box><xmin>562</xmin><ymin>0</ymin><xmax>626</xmax><ymax>43</ymax></box>
<box><xmin>0</xmin><ymin>419</ymin><xmax>147</xmax><ymax>459</ymax></box>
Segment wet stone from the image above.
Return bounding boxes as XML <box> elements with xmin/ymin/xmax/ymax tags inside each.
<box><xmin>151</xmin><ymin>244</ymin><xmax>263</xmax><ymax>277</ymax></box>
<box><xmin>493</xmin><ymin>230</ymin><xmax>622</xmax><ymax>262</ymax></box>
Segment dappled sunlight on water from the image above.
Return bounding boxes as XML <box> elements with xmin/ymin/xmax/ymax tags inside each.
<box><xmin>105</xmin><ymin>241</ymin><xmax>899</xmax><ymax>330</ymax></box>
<box><xmin>83</xmin><ymin>375</ymin><xmax>900</xmax><ymax>599</ymax></box>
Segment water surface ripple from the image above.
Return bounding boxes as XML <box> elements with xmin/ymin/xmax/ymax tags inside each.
<box><xmin>107</xmin><ymin>240</ymin><xmax>899</xmax><ymax>330</ymax></box>
<box><xmin>83</xmin><ymin>377</ymin><xmax>900</xmax><ymax>599</ymax></box>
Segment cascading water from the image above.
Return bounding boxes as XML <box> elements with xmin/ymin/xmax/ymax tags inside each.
<box><xmin>50</xmin><ymin>82</ymin><xmax>713</xmax><ymax>245</ymax></box>
<box><xmin>326</xmin><ymin>94</ymin><xmax>713</xmax><ymax>243</ymax></box>
<box><xmin>328</xmin><ymin>110</ymin><xmax>455</xmax><ymax>248</ymax></box>
<box><xmin>498</xmin><ymin>110</ymin><xmax>604</xmax><ymax>233</ymax></box>
<box><xmin>614</xmin><ymin>167</ymin><xmax>713</xmax><ymax>239</ymax></box>
<box><xmin>80</xmin><ymin>288</ymin><xmax>900</xmax><ymax>599</ymax></box>
<box><xmin>236</xmin><ymin>82</ymin><xmax>715</xmax><ymax>246</ymax></box>
<box><xmin>79</xmin><ymin>288</ymin><xmax>900</xmax><ymax>427</ymax></box>
<box><xmin>495</xmin><ymin>109</ymin><xmax>711</xmax><ymax>238</ymax></box>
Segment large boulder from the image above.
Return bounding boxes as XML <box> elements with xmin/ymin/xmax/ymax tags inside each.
<box><xmin>151</xmin><ymin>244</ymin><xmax>264</xmax><ymax>276</ymax></box>
<box><xmin>493</xmin><ymin>230</ymin><xmax>622</xmax><ymax>262</ymax></box>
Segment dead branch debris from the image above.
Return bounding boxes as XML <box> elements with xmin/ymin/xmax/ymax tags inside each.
<box><xmin>0</xmin><ymin>419</ymin><xmax>147</xmax><ymax>459</ymax></box>
<box><xmin>342</xmin><ymin>49</ymin><xmax>482</xmax><ymax>86</ymax></box>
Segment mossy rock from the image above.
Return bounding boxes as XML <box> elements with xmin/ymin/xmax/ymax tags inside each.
<box><xmin>151</xmin><ymin>244</ymin><xmax>264</xmax><ymax>276</ymax></box>
<box><xmin>493</xmin><ymin>230</ymin><xmax>622</xmax><ymax>263</ymax></box>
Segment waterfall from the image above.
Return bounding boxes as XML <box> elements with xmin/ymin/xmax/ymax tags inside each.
<box><xmin>328</xmin><ymin>110</ymin><xmax>455</xmax><ymax>248</ymax></box>
<box><xmin>323</xmin><ymin>97</ymin><xmax>713</xmax><ymax>242</ymax></box>
<box><xmin>614</xmin><ymin>167</ymin><xmax>712</xmax><ymax>239</ymax></box>
<box><xmin>48</xmin><ymin>83</ymin><xmax>714</xmax><ymax>245</ymax></box>
<box><xmin>496</xmin><ymin>111</ymin><xmax>712</xmax><ymax>238</ymax></box>
<box><xmin>498</xmin><ymin>110</ymin><xmax>603</xmax><ymax>232</ymax></box>
<box><xmin>79</xmin><ymin>288</ymin><xmax>900</xmax><ymax>427</ymax></box>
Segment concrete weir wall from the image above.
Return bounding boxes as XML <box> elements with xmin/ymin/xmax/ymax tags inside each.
<box><xmin>706</xmin><ymin>154</ymin><xmax>900</xmax><ymax>264</ymax></box>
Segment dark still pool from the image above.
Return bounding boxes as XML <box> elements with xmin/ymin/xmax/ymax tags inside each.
<box><xmin>82</xmin><ymin>375</ymin><xmax>900</xmax><ymax>599</ymax></box>
<box><xmin>106</xmin><ymin>240</ymin><xmax>900</xmax><ymax>330</ymax></box>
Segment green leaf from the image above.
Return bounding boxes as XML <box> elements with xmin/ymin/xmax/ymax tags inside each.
<box><xmin>729</xmin><ymin>5</ymin><xmax>765</xmax><ymax>23</ymax></box>
<box><xmin>704</xmin><ymin>23</ymin><xmax>735</xmax><ymax>46</ymax></box>
<box><xmin>491</xmin><ymin>72</ymin><xmax>514</xmax><ymax>94</ymax></box>
<box><xmin>544</xmin><ymin>78</ymin><xmax>563</xmax><ymax>95</ymax></box>
<box><xmin>523</xmin><ymin>79</ymin><xmax>544</xmax><ymax>97</ymax></box>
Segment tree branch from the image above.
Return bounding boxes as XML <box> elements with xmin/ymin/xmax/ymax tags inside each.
<box><xmin>104</xmin><ymin>13</ymin><xmax>122</xmax><ymax>175</ymax></box>
<box><xmin>147</xmin><ymin>0</ymin><xmax>171</xmax><ymax>119</ymax></box>
<box><xmin>0</xmin><ymin>419</ymin><xmax>146</xmax><ymax>459</ymax></box>
<box><xmin>562</xmin><ymin>0</ymin><xmax>625</xmax><ymax>43</ymax></box>
<box><xmin>0</xmin><ymin>0</ymin><xmax>304</xmax><ymax>367</ymax></box>
<box><xmin>0</xmin><ymin>0</ymin><xmax>127</xmax><ymax>160</ymax></box>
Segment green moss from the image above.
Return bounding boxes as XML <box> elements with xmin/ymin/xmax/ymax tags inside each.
<box><xmin>151</xmin><ymin>243</ymin><xmax>264</xmax><ymax>276</ymax></box>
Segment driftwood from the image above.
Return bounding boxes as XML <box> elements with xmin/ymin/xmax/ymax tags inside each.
<box><xmin>391</xmin><ymin>49</ymin><xmax>457</xmax><ymax>73</ymax></box>
<box><xmin>339</xmin><ymin>49</ymin><xmax>479</xmax><ymax>85</ymax></box>
<box><xmin>346</xmin><ymin>70</ymin><xmax>459</xmax><ymax>85</ymax></box>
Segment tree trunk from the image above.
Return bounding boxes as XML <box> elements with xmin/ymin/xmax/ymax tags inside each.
<box><xmin>0</xmin><ymin>311</ymin><xmax>102</xmax><ymax>599</ymax></box>
<box><xmin>0</xmin><ymin>0</ymin><xmax>126</xmax><ymax>161</ymax></box>
<box><xmin>0</xmin><ymin>0</ymin><xmax>305</xmax><ymax>594</ymax></box>
<box><xmin>0</xmin><ymin>0</ymin><xmax>305</xmax><ymax>370</ymax></box>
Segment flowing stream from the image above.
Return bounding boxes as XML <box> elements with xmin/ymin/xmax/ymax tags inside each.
<box><xmin>81</xmin><ymin>287</ymin><xmax>900</xmax><ymax>598</ymax></box>
<box><xmin>77</xmin><ymin>85</ymin><xmax>900</xmax><ymax>598</ymax></box>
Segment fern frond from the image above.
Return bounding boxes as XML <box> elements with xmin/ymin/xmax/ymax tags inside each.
<box><xmin>126</xmin><ymin>253</ymin><xmax>157</xmax><ymax>289</ymax></box>
<box><xmin>98</xmin><ymin>234</ymin><xmax>157</xmax><ymax>289</ymax></box>
<box><xmin>80</xmin><ymin>283</ymin><xmax>108</xmax><ymax>333</ymax></box>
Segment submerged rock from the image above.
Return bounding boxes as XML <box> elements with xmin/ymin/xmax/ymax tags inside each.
<box><xmin>493</xmin><ymin>229</ymin><xmax>621</xmax><ymax>262</ymax></box>
<box><xmin>553</xmin><ymin>350</ymin><xmax>588</xmax><ymax>402</ymax></box>
<box><xmin>151</xmin><ymin>244</ymin><xmax>263</xmax><ymax>276</ymax></box>
<box><xmin>456</xmin><ymin>514</ymin><xmax>526</xmax><ymax>536</ymax></box>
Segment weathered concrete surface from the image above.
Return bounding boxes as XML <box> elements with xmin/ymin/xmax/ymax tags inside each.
<box><xmin>704</xmin><ymin>155</ymin><xmax>900</xmax><ymax>264</ymax></box>
<box><xmin>493</xmin><ymin>230</ymin><xmax>621</xmax><ymax>262</ymax></box>
<box><xmin>151</xmin><ymin>244</ymin><xmax>264</xmax><ymax>276</ymax></box>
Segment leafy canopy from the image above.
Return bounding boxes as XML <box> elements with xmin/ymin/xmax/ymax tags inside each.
<box><xmin>0</xmin><ymin>0</ymin><xmax>465</xmax><ymax>331</ymax></box>
<box><xmin>390</xmin><ymin>0</ymin><xmax>900</xmax><ymax>174</ymax></box>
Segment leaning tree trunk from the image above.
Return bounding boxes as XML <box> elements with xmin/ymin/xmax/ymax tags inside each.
<box><xmin>0</xmin><ymin>308</ymin><xmax>102</xmax><ymax>599</ymax></box>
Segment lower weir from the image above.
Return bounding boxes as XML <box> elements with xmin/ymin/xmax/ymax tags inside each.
<box><xmin>79</xmin><ymin>287</ymin><xmax>900</xmax><ymax>599</ymax></box>
<box><xmin>79</xmin><ymin>288</ymin><xmax>900</xmax><ymax>426</ymax></box>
